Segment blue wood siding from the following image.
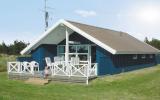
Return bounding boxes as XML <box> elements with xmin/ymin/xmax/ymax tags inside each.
<box><xmin>19</xmin><ymin>31</ymin><xmax>158</xmax><ymax>75</ymax></box>
<box><xmin>96</xmin><ymin>46</ymin><xmax>157</xmax><ymax>75</ymax></box>
<box><xmin>31</xmin><ymin>44</ymin><xmax>57</xmax><ymax>70</ymax></box>
<box><xmin>17</xmin><ymin>57</ymin><xmax>33</xmax><ymax>62</ymax></box>
<box><xmin>156</xmin><ymin>54</ymin><xmax>160</xmax><ymax>64</ymax></box>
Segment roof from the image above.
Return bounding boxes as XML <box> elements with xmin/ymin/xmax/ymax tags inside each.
<box><xmin>21</xmin><ymin>19</ymin><xmax>160</xmax><ymax>55</ymax></box>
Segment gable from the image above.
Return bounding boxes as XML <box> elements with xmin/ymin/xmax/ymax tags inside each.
<box><xmin>21</xmin><ymin>19</ymin><xmax>160</xmax><ymax>55</ymax></box>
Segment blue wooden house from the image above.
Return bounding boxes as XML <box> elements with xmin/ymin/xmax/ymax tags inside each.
<box><xmin>19</xmin><ymin>19</ymin><xmax>160</xmax><ymax>76</ymax></box>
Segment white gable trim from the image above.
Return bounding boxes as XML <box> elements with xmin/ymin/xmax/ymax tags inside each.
<box><xmin>21</xmin><ymin>19</ymin><xmax>117</xmax><ymax>55</ymax></box>
<box><xmin>20</xmin><ymin>20</ymin><xmax>64</xmax><ymax>55</ymax></box>
<box><xmin>62</xmin><ymin>20</ymin><xmax>117</xmax><ymax>54</ymax></box>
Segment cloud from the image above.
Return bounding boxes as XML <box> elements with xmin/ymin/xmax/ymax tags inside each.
<box><xmin>75</xmin><ymin>10</ymin><xmax>97</xmax><ymax>18</ymax></box>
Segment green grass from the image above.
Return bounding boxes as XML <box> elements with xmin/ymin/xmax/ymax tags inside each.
<box><xmin>0</xmin><ymin>54</ymin><xmax>17</xmax><ymax>72</ymax></box>
<box><xmin>0</xmin><ymin>65</ymin><xmax>160</xmax><ymax>100</ymax></box>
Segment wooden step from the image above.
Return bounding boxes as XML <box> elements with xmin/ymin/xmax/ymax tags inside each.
<box><xmin>9</xmin><ymin>73</ymin><xmax>97</xmax><ymax>84</ymax></box>
<box><xmin>25</xmin><ymin>78</ymin><xmax>50</xmax><ymax>85</ymax></box>
<box><xmin>50</xmin><ymin>76</ymin><xmax>87</xmax><ymax>83</ymax></box>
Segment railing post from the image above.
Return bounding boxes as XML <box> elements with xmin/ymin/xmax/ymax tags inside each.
<box><xmin>19</xmin><ymin>62</ymin><xmax>22</xmax><ymax>73</ymax></box>
<box><xmin>51</xmin><ymin>63</ymin><xmax>53</xmax><ymax>76</ymax></box>
<box><xmin>86</xmin><ymin>64</ymin><xmax>89</xmax><ymax>85</ymax></box>
<box><xmin>54</xmin><ymin>64</ymin><xmax>56</xmax><ymax>76</ymax></box>
<box><xmin>68</xmin><ymin>64</ymin><xmax>71</xmax><ymax>77</ymax></box>
<box><xmin>86</xmin><ymin>77</ymin><xmax>89</xmax><ymax>85</ymax></box>
<box><xmin>70</xmin><ymin>64</ymin><xmax>72</xmax><ymax>77</ymax></box>
<box><xmin>18</xmin><ymin>62</ymin><xmax>21</xmax><ymax>73</ymax></box>
<box><xmin>95</xmin><ymin>63</ymin><xmax>98</xmax><ymax>76</ymax></box>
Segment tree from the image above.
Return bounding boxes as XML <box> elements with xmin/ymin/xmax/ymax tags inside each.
<box><xmin>0</xmin><ymin>42</ymin><xmax>8</xmax><ymax>54</ymax></box>
<box><xmin>0</xmin><ymin>40</ymin><xmax>28</xmax><ymax>55</ymax></box>
<box><xmin>144</xmin><ymin>37</ymin><xmax>150</xmax><ymax>44</ymax></box>
<box><xmin>12</xmin><ymin>40</ymin><xmax>28</xmax><ymax>55</ymax></box>
<box><xmin>144</xmin><ymin>37</ymin><xmax>160</xmax><ymax>50</ymax></box>
<box><xmin>149</xmin><ymin>38</ymin><xmax>160</xmax><ymax>50</ymax></box>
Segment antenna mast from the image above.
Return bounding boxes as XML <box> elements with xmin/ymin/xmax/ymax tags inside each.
<box><xmin>44</xmin><ymin>0</ymin><xmax>49</xmax><ymax>31</ymax></box>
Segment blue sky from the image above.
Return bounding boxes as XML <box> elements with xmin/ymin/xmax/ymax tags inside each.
<box><xmin>0</xmin><ymin>0</ymin><xmax>160</xmax><ymax>44</ymax></box>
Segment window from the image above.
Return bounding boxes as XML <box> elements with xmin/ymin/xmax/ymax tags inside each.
<box><xmin>69</xmin><ymin>45</ymin><xmax>76</xmax><ymax>53</ymax></box>
<box><xmin>77</xmin><ymin>45</ymin><xmax>88</xmax><ymax>53</ymax></box>
<box><xmin>133</xmin><ymin>55</ymin><xmax>137</xmax><ymax>60</ymax></box>
<box><xmin>58</xmin><ymin>46</ymin><xmax>65</xmax><ymax>54</ymax></box>
<box><xmin>149</xmin><ymin>54</ymin><xmax>153</xmax><ymax>59</ymax></box>
<box><xmin>69</xmin><ymin>54</ymin><xmax>76</xmax><ymax>60</ymax></box>
<box><xmin>78</xmin><ymin>54</ymin><xmax>88</xmax><ymax>61</ymax></box>
<box><xmin>141</xmin><ymin>55</ymin><xmax>146</xmax><ymax>59</ymax></box>
<box><xmin>57</xmin><ymin>45</ymin><xmax>90</xmax><ymax>61</ymax></box>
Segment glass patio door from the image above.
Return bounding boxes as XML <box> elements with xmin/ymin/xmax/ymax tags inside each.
<box><xmin>57</xmin><ymin>45</ymin><xmax>91</xmax><ymax>63</ymax></box>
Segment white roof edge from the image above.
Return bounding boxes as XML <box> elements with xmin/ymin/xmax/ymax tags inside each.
<box><xmin>21</xmin><ymin>19</ymin><xmax>117</xmax><ymax>55</ymax></box>
<box><xmin>142</xmin><ymin>41</ymin><xmax>160</xmax><ymax>52</ymax></box>
<box><xmin>20</xmin><ymin>19</ymin><xmax>65</xmax><ymax>55</ymax></box>
<box><xmin>128</xmin><ymin>33</ymin><xmax>160</xmax><ymax>53</ymax></box>
<box><xmin>21</xmin><ymin>19</ymin><xmax>160</xmax><ymax>55</ymax></box>
<box><xmin>116</xmin><ymin>51</ymin><xmax>160</xmax><ymax>54</ymax></box>
<box><xmin>62</xmin><ymin>20</ymin><xmax>117</xmax><ymax>54</ymax></box>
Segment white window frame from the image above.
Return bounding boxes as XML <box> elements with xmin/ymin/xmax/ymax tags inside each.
<box><xmin>57</xmin><ymin>45</ymin><xmax>91</xmax><ymax>62</ymax></box>
<box><xmin>133</xmin><ymin>54</ymin><xmax>137</xmax><ymax>60</ymax></box>
<box><xmin>141</xmin><ymin>55</ymin><xmax>146</xmax><ymax>59</ymax></box>
<box><xmin>149</xmin><ymin>54</ymin><xmax>153</xmax><ymax>59</ymax></box>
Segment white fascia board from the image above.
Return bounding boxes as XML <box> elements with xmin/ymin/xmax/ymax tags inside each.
<box><xmin>124</xmin><ymin>35</ymin><xmax>160</xmax><ymax>54</ymax></box>
<box><xmin>62</xmin><ymin>20</ymin><xmax>117</xmax><ymax>54</ymax></box>
<box><xmin>20</xmin><ymin>19</ymin><xmax>65</xmax><ymax>55</ymax></box>
<box><xmin>142</xmin><ymin>41</ymin><xmax>160</xmax><ymax>53</ymax></box>
<box><xmin>116</xmin><ymin>51</ymin><xmax>160</xmax><ymax>54</ymax></box>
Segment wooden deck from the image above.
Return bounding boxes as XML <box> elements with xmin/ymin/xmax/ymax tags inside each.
<box><xmin>7</xmin><ymin>62</ymin><xmax>97</xmax><ymax>84</ymax></box>
<box><xmin>8</xmin><ymin>72</ymin><xmax>97</xmax><ymax>84</ymax></box>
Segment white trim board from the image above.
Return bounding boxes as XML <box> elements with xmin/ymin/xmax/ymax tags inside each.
<box><xmin>21</xmin><ymin>20</ymin><xmax>64</xmax><ymax>55</ymax></box>
<box><xmin>20</xmin><ymin>19</ymin><xmax>159</xmax><ymax>55</ymax></box>
<box><xmin>62</xmin><ymin>20</ymin><xmax>117</xmax><ymax>54</ymax></box>
<box><xmin>21</xmin><ymin>19</ymin><xmax>117</xmax><ymax>55</ymax></box>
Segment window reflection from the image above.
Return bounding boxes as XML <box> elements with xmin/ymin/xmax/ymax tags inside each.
<box><xmin>58</xmin><ymin>46</ymin><xmax>65</xmax><ymax>53</ymax></box>
<box><xmin>58</xmin><ymin>45</ymin><xmax>89</xmax><ymax>61</ymax></box>
<box><xmin>78</xmin><ymin>54</ymin><xmax>88</xmax><ymax>61</ymax></box>
<box><xmin>77</xmin><ymin>45</ymin><xmax>88</xmax><ymax>53</ymax></box>
<box><xmin>69</xmin><ymin>45</ymin><xmax>76</xmax><ymax>53</ymax></box>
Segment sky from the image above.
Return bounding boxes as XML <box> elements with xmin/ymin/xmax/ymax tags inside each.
<box><xmin>0</xmin><ymin>0</ymin><xmax>160</xmax><ymax>44</ymax></box>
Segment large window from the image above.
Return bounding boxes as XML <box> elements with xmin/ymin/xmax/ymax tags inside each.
<box><xmin>57</xmin><ymin>45</ymin><xmax>90</xmax><ymax>61</ymax></box>
<box><xmin>58</xmin><ymin>45</ymin><xmax>65</xmax><ymax>53</ymax></box>
<box><xmin>77</xmin><ymin>45</ymin><xmax>88</xmax><ymax>53</ymax></box>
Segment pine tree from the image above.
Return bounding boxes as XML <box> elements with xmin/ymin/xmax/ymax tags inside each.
<box><xmin>144</xmin><ymin>37</ymin><xmax>150</xmax><ymax>44</ymax></box>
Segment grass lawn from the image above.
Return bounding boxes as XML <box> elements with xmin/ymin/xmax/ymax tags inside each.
<box><xmin>0</xmin><ymin>65</ymin><xmax>160</xmax><ymax>100</ymax></box>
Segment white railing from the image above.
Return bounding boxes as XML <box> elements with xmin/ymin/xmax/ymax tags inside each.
<box><xmin>8</xmin><ymin>61</ymin><xmax>97</xmax><ymax>77</ymax></box>
<box><xmin>51</xmin><ymin>62</ymin><xmax>97</xmax><ymax>77</ymax></box>
<box><xmin>52</xmin><ymin>62</ymin><xmax>68</xmax><ymax>76</ymax></box>
<box><xmin>70</xmin><ymin>64</ymin><xmax>88</xmax><ymax>77</ymax></box>
<box><xmin>7</xmin><ymin>62</ymin><xmax>39</xmax><ymax>74</ymax></box>
<box><xmin>7</xmin><ymin>62</ymin><xmax>21</xmax><ymax>73</ymax></box>
<box><xmin>89</xmin><ymin>63</ymin><xmax>98</xmax><ymax>76</ymax></box>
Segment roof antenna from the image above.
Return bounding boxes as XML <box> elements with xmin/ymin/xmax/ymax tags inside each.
<box><xmin>44</xmin><ymin>0</ymin><xmax>49</xmax><ymax>31</ymax></box>
<box><xmin>120</xmin><ymin>31</ymin><xmax>123</xmax><ymax>37</ymax></box>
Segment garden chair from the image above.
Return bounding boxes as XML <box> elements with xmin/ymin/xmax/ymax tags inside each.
<box><xmin>45</xmin><ymin>57</ymin><xmax>52</xmax><ymax>69</ymax></box>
